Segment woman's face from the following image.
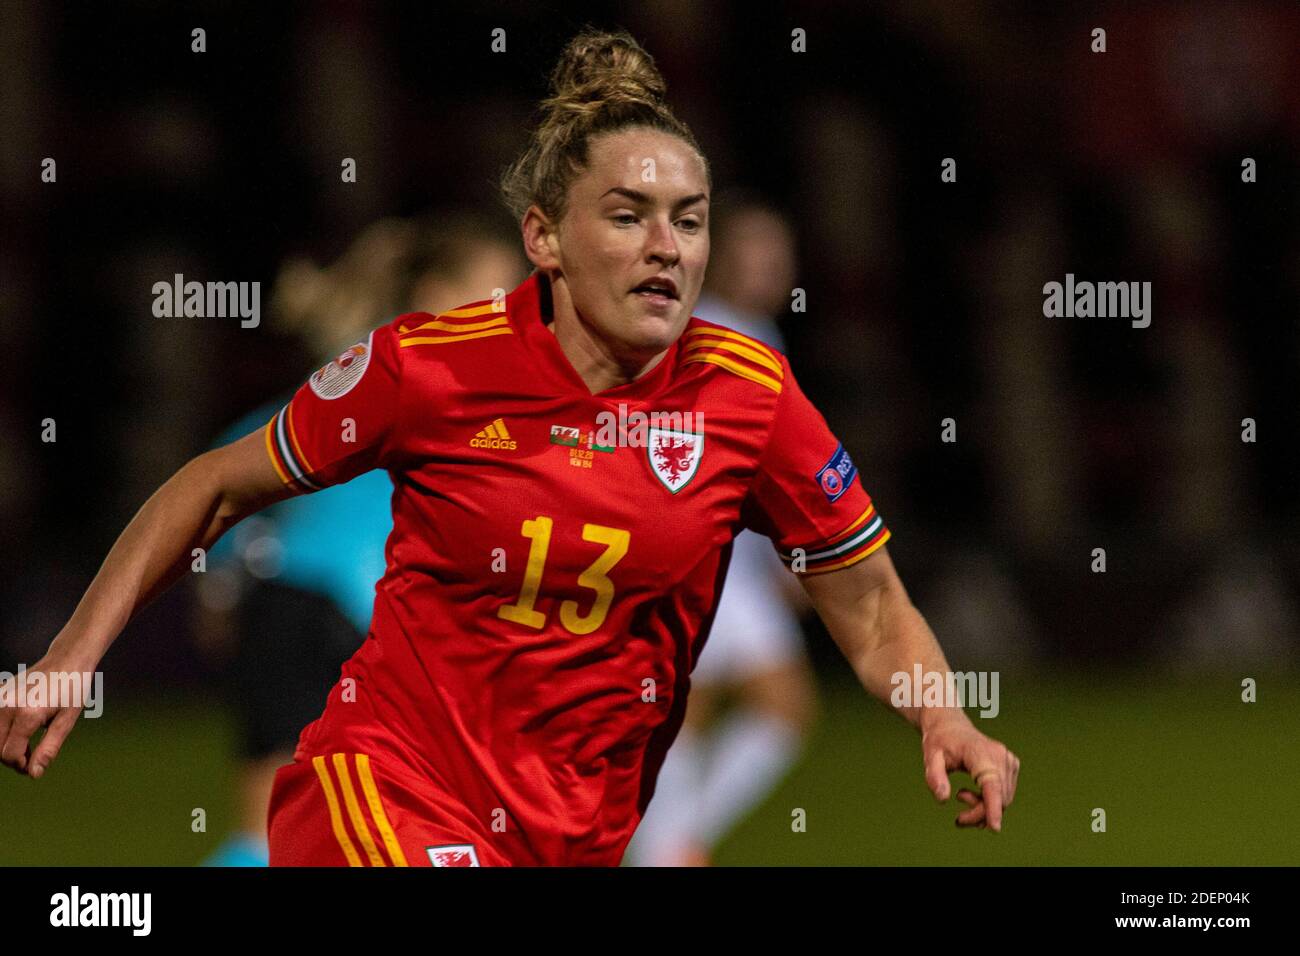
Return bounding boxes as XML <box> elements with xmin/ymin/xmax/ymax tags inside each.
<box><xmin>532</xmin><ymin>126</ymin><xmax>710</xmax><ymax>362</ymax></box>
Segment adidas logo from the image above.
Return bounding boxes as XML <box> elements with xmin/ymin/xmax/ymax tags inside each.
<box><xmin>470</xmin><ymin>417</ymin><xmax>517</xmax><ymax>450</ymax></box>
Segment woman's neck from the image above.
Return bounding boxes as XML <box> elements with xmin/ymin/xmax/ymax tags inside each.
<box><xmin>543</xmin><ymin>272</ymin><xmax>669</xmax><ymax>394</ymax></box>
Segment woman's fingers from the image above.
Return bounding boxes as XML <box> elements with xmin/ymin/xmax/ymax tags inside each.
<box><xmin>29</xmin><ymin>707</ymin><xmax>80</xmax><ymax>778</ymax></box>
<box><xmin>955</xmin><ymin>788</ymin><xmax>987</xmax><ymax>828</ymax></box>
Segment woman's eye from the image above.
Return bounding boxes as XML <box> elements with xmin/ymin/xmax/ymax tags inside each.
<box><xmin>614</xmin><ymin>214</ymin><xmax>637</xmax><ymax>225</ymax></box>
<box><xmin>677</xmin><ymin>219</ymin><xmax>701</xmax><ymax>231</ymax></box>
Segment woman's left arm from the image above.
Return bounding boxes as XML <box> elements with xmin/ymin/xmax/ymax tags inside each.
<box><xmin>799</xmin><ymin>545</ymin><xmax>1021</xmax><ymax>832</ymax></box>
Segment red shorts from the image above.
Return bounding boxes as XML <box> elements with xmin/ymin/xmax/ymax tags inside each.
<box><xmin>267</xmin><ymin>751</ymin><xmax>511</xmax><ymax>867</ymax></box>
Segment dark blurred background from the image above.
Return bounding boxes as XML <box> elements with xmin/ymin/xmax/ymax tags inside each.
<box><xmin>2</xmin><ymin>1</ymin><xmax>1298</xmax><ymax>864</ymax></box>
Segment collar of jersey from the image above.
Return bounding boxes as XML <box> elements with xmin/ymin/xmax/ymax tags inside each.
<box><xmin>507</xmin><ymin>270</ymin><xmax>680</xmax><ymax>403</ymax></box>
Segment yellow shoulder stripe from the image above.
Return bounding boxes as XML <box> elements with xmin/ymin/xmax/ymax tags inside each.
<box><xmin>683</xmin><ymin>326</ymin><xmax>778</xmax><ymax>362</ymax></box>
<box><xmin>399</xmin><ymin>315</ymin><xmax>508</xmax><ymax>335</ymax></box>
<box><xmin>399</xmin><ymin>327</ymin><xmax>514</xmax><ymax>347</ymax></box>
<box><xmin>439</xmin><ymin>302</ymin><xmax>505</xmax><ymax>319</ymax></box>
<box><xmin>681</xmin><ymin>337</ymin><xmax>784</xmax><ymax>377</ymax></box>
<box><xmin>683</xmin><ymin>352</ymin><xmax>783</xmax><ymax>393</ymax></box>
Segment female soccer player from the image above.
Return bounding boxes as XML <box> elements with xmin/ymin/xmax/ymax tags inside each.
<box><xmin>1</xmin><ymin>27</ymin><xmax>1019</xmax><ymax>865</ymax></box>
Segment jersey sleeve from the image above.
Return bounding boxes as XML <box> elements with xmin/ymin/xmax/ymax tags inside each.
<box><xmin>741</xmin><ymin>357</ymin><xmax>891</xmax><ymax>575</ymax></box>
<box><xmin>262</xmin><ymin>319</ymin><xmax>405</xmax><ymax>494</ymax></box>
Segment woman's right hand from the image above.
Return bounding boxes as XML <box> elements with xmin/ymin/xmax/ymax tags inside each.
<box><xmin>2</xmin><ymin>429</ymin><xmax>299</xmax><ymax>780</ymax></box>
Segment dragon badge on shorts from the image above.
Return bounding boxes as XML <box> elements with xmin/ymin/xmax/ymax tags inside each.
<box><xmin>427</xmin><ymin>843</ymin><xmax>481</xmax><ymax>867</ymax></box>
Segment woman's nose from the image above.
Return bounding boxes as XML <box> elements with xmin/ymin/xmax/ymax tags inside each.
<box><xmin>645</xmin><ymin>219</ymin><xmax>679</xmax><ymax>263</ymax></box>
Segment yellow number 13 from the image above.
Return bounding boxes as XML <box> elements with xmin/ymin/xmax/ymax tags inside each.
<box><xmin>497</xmin><ymin>516</ymin><xmax>630</xmax><ymax>636</ymax></box>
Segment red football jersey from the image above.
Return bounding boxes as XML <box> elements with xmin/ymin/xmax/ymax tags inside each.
<box><xmin>262</xmin><ymin>270</ymin><xmax>890</xmax><ymax>865</ymax></box>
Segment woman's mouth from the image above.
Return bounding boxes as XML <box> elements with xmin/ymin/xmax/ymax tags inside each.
<box><xmin>632</xmin><ymin>289</ymin><xmax>676</xmax><ymax>309</ymax></box>
<box><xmin>630</xmin><ymin>276</ymin><xmax>679</xmax><ymax>310</ymax></box>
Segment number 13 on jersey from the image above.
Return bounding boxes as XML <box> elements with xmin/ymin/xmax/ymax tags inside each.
<box><xmin>497</xmin><ymin>516</ymin><xmax>631</xmax><ymax>635</ymax></box>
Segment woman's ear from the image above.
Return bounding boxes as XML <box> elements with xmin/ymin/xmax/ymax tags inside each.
<box><xmin>521</xmin><ymin>205</ymin><xmax>561</xmax><ymax>272</ymax></box>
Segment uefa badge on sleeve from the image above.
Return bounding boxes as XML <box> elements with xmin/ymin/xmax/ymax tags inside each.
<box><xmin>815</xmin><ymin>443</ymin><xmax>858</xmax><ymax>502</ymax></box>
<box><xmin>648</xmin><ymin>427</ymin><xmax>703</xmax><ymax>493</ymax></box>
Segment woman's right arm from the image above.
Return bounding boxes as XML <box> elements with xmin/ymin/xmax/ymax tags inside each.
<box><xmin>0</xmin><ymin>427</ymin><xmax>296</xmax><ymax>778</ymax></box>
